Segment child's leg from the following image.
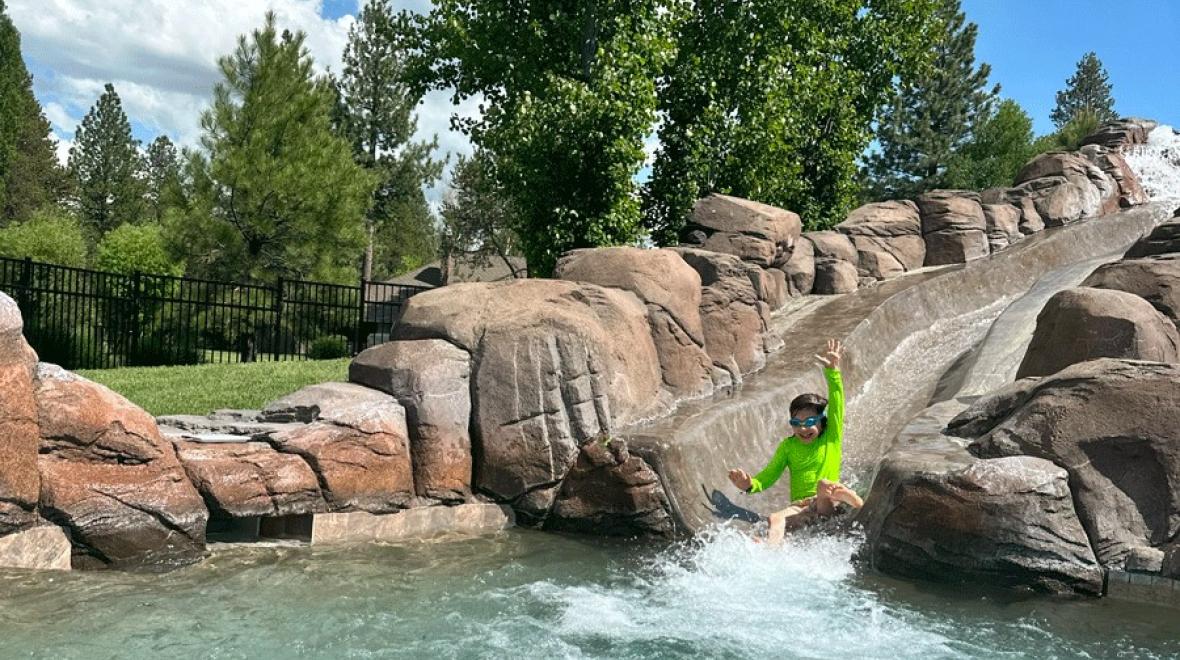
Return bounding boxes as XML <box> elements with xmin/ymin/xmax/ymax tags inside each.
<box><xmin>765</xmin><ymin>500</ymin><xmax>815</xmax><ymax>545</ymax></box>
<box><xmin>815</xmin><ymin>479</ymin><xmax>864</xmax><ymax>515</ymax></box>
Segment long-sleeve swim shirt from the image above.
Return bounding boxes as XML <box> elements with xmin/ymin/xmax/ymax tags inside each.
<box><xmin>747</xmin><ymin>367</ymin><xmax>844</xmax><ymax>501</ymax></box>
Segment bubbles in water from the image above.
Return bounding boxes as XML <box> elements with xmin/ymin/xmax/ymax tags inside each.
<box><xmin>1126</xmin><ymin>125</ymin><xmax>1180</xmax><ymax>202</ymax></box>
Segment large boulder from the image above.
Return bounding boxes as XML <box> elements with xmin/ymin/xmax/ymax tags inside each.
<box><xmin>805</xmin><ymin>231</ymin><xmax>859</xmax><ymax>294</ymax></box>
<box><xmin>269</xmin><ymin>389</ymin><xmax>414</xmax><ymax>513</ymax></box>
<box><xmin>982</xmin><ymin>203</ymin><xmax>1022</xmax><ymax>252</ymax></box>
<box><xmin>1080</xmin><ymin>118</ymin><xmax>1157</xmax><ymax>150</ymax></box>
<box><xmin>1012</xmin><ymin>152</ymin><xmax>1116</xmax><ymax>224</ymax></box>
<box><xmin>837</xmin><ymin>200</ymin><xmax>926</xmax><ymax>280</ymax></box>
<box><xmin>175</xmin><ymin>441</ymin><xmax>324</xmax><ymax>518</ymax></box>
<box><xmin>0</xmin><ymin>292</ymin><xmax>41</xmax><ymax>533</ymax></box>
<box><xmin>983</xmin><ymin>188</ymin><xmax>1046</xmax><ymax>236</ymax></box>
<box><xmin>859</xmin><ymin>451</ymin><xmax>1103</xmax><ymax>595</ymax></box>
<box><xmin>916</xmin><ymin>190</ymin><xmax>989</xmax><ymax>266</ymax></box>
<box><xmin>681</xmin><ymin>194</ymin><xmax>802</xmax><ymax>267</ymax></box>
<box><xmin>546</xmin><ymin>437</ymin><xmax>674</xmax><ymax>537</ymax></box>
<box><xmin>674</xmin><ymin>248</ymin><xmax>776</xmax><ymax>378</ymax></box>
<box><xmin>392</xmin><ymin>279</ymin><xmax>664</xmax><ymax>515</ymax></box>
<box><xmin>555</xmin><ymin>247</ymin><xmax>716</xmax><ymax>399</ymax></box>
<box><xmin>949</xmin><ymin>359</ymin><xmax>1180</xmax><ymax>567</ymax></box>
<box><xmin>1015</xmin><ymin>287</ymin><xmax>1180</xmax><ymax>379</ymax></box>
<box><xmin>33</xmin><ymin>364</ymin><xmax>207</xmax><ymax>568</ymax></box>
<box><xmin>778</xmin><ymin>238</ymin><xmax>815</xmax><ymax>296</ymax></box>
<box><xmin>1082</xmin><ymin>255</ymin><xmax>1180</xmax><ymax>330</ymax></box>
<box><xmin>350</xmin><ymin>342</ymin><xmax>473</xmax><ymax>502</ymax></box>
<box><xmin>1080</xmin><ymin>144</ymin><xmax>1149</xmax><ymax>208</ymax></box>
<box><xmin>1124</xmin><ymin>219</ymin><xmax>1180</xmax><ymax>258</ymax></box>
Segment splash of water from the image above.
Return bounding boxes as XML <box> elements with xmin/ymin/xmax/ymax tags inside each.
<box><xmin>1125</xmin><ymin>125</ymin><xmax>1180</xmax><ymax>202</ymax></box>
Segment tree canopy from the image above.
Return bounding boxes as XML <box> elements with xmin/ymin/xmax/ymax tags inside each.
<box><xmin>69</xmin><ymin>84</ymin><xmax>145</xmax><ymax>235</ymax></box>
<box><xmin>1051</xmin><ymin>52</ymin><xmax>1116</xmax><ymax>129</ymax></box>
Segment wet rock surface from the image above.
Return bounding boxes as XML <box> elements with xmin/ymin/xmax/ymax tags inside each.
<box><xmin>547</xmin><ymin>437</ymin><xmax>674</xmax><ymax>537</ymax></box>
<box><xmin>1124</xmin><ymin>217</ymin><xmax>1180</xmax><ymax>258</ymax></box>
<box><xmin>175</xmin><ymin>441</ymin><xmax>324</xmax><ymax>518</ymax></box>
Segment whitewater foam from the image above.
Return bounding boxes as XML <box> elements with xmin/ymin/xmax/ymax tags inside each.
<box><xmin>1126</xmin><ymin>124</ymin><xmax>1180</xmax><ymax>202</ymax></box>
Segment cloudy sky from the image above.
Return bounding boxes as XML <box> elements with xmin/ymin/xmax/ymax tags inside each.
<box><xmin>9</xmin><ymin>0</ymin><xmax>1179</xmax><ymax>201</ymax></box>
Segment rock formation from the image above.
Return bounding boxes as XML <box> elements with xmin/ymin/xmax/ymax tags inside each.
<box><xmin>836</xmin><ymin>200</ymin><xmax>925</xmax><ymax>281</ymax></box>
<box><xmin>805</xmin><ymin>230</ymin><xmax>860</xmax><ymax>293</ymax></box>
<box><xmin>916</xmin><ymin>190</ymin><xmax>990</xmax><ymax>265</ymax></box>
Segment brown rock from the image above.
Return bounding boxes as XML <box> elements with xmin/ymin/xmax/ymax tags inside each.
<box><xmin>350</xmin><ymin>341</ymin><xmax>473</xmax><ymax>502</ymax></box>
<box><xmin>1125</xmin><ymin>220</ymin><xmax>1180</xmax><ymax>258</ymax></box>
<box><xmin>1080</xmin><ymin>118</ymin><xmax>1157</xmax><ymax>150</ymax></box>
<box><xmin>837</xmin><ymin>200</ymin><xmax>926</xmax><ymax>280</ymax></box>
<box><xmin>983</xmin><ymin>203</ymin><xmax>1022</xmax><ymax>252</ymax></box>
<box><xmin>1014</xmin><ymin>195</ymin><xmax>1046</xmax><ymax>234</ymax></box>
<box><xmin>1013</xmin><ymin>152</ymin><xmax>1115</xmax><ymax>224</ymax></box>
<box><xmin>393</xmin><ymin>280</ymin><xmax>663</xmax><ymax>505</ymax></box>
<box><xmin>805</xmin><ymin>230</ymin><xmax>858</xmax><ymax>263</ymax></box>
<box><xmin>1015</xmin><ymin>287</ymin><xmax>1180</xmax><ymax>379</ymax></box>
<box><xmin>779</xmin><ymin>239</ymin><xmax>815</xmax><ymax>296</ymax></box>
<box><xmin>685</xmin><ymin>194</ymin><xmax>802</xmax><ymax>267</ymax></box>
<box><xmin>950</xmin><ymin>359</ymin><xmax>1180</xmax><ymax>567</ymax></box>
<box><xmin>1080</xmin><ymin>144</ymin><xmax>1149</xmax><ymax>208</ymax></box>
<box><xmin>674</xmin><ymin>248</ymin><xmax>774</xmax><ymax>376</ymax></box>
<box><xmin>0</xmin><ymin>292</ymin><xmax>40</xmax><ymax>533</ymax></box>
<box><xmin>0</xmin><ymin>525</ymin><xmax>71</xmax><ymax>571</ymax></box>
<box><xmin>175</xmin><ymin>441</ymin><xmax>324</xmax><ymax>518</ymax></box>
<box><xmin>271</xmin><ymin>394</ymin><xmax>414</xmax><ymax>513</ymax></box>
<box><xmin>1083</xmin><ymin>255</ymin><xmax>1180</xmax><ymax>330</ymax></box>
<box><xmin>34</xmin><ymin>364</ymin><xmax>207</xmax><ymax>568</ymax></box>
<box><xmin>555</xmin><ymin>247</ymin><xmax>715</xmax><ymax>399</ymax></box>
<box><xmin>813</xmin><ymin>260</ymin><xmax>860</xmax><ymax>295</ymax></box>
<box><xmin>547</xmin><ymin>437</ymin><xmax>674</xmax><ymax>537</ymax></box>
<box><xmin>916</xmin><ymin>190</ymin><xmax>989</xmax><ymax>266</ymax></box>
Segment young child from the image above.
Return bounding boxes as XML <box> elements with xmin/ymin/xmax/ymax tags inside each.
<box><xmin>727</xmin><ymin>338</ymin><xmax>863</xmax><ymax>544</ymax></box>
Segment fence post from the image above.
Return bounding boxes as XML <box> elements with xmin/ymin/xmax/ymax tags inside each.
<box><xmin>273</xmin><ymin>277</ymin><xmax>284</xmax><ymax>362</ymax></box>
<box><xmin>128</xmin><ymin>271</ymin><xmax>143</xmax><ymax>363</ymax></box>
<box><xmin>17</xmin><ymin>257</ymin><xmax>33</xmax><ymax>311</ymax></box>
<box><xmin>355</xmin><ymin>277</ymin><xmax>368</xmax><ymax>355</ymax></box>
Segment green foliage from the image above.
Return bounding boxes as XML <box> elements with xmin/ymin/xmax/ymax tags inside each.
<box><xmin>307</xmin><ymin>334</ymin><xmax>350</xmax><ymax>360</ymax></box>
<box><xmin>96</xmin><ymin>223</ymin><xmax>183</xmax><ymax>276</ymax></box>
<box><xmin>440</xmin><ymin>149</ymin><xmax>523</xmax><ymax>278</ymax></box>
<box><xmin>68</xmin><ymin>83</ymin><xmax>145</xmax><ymax>234</ymax></box>
<box><xmin>945</xmin><ymin>99</ymin><xmax>1035</xmax><ymax>190</ymax></box>
<box><xmin>125</xmin><ymin>330</ymin><xmax>203</xmax><ymax>367</ymax></box>
<box><xmin>1033</xmin><ymin>109</ymin><xmax>1104</xmax><ymax>154</ymax></box>
<box><xmin>645</xmin><ymin>0</ymin><xmax>940</xmax><ymax>241</ymax></box>
<box><xmin>0</xmin><ymin>1</ymin><xmax>67</xmax><ymax>224</ymax></box>
<box><xmin>1051</xmin><ymin>52</ymin><xmax>1116</xmax><ymax>129</ymax></box>
<box><xmin>145</xmin><ymin>135</ymin><xmax>182</xmax><ymax>223</ymax></box>
<box><xmin>405</xmin><ymin>0</ymin><xmax>675</xmax><ymax>275</ymax></box>
<box><xmin>862</xmin><ymin>0</ymin><xmax>996</xmax><ymax>200</ymax></box>
<box><xmin>26</xmin><ymin>317</ymin><xmax>108</xmax><ymax>370</ymax></box>
<box><xmin>0</xmin><ymin>206</ymin><xmax>89</xmax><ymax>266</ymax></box>
<box><xmin>337</xmin><ymin>1</ymin><xmax>443</xmax><ymax>280</ymax></box>
<box><xmin>187</xmin><ymin>14</ymin><xmax>375</xmax><ymax>284</ymax></box>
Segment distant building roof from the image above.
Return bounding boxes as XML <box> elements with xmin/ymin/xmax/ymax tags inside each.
<box><xmin>388</xmin><ymin>255</ymin><xmax>527</xmax><ymax>288</ymax></box>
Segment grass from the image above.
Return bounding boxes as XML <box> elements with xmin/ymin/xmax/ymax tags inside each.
<box><xmin>78</xmin><ymin>358</ymin><xmax>351</xmax><ymax>417</ymax></box>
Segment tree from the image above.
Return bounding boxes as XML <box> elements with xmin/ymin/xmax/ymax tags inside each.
<box><xmin>0</xmin><ymin>206</ymin><xmax>88</xmax><ymax>267</ymax></box>
<box><xmin>96</xmin><ymin>223</ymin><xmax>182</xmax><ymax>276</ymax></box>
<box><xmin>337</xmin><ymin>1</ymin><xmax>443</xmax><ymax>281</ymax></box>
<box><xmin>1051</xmin><ymin>52</ymin><xmax>1116</xmax><ymax>129</ymax></box>
<box><xmin>1031</xmin><ymin>109</ymin><xmax>1104</xmax><ymax>155</ymax></box>
<box><xmin>187</xmin><ymin>14</ymin><xmax>375</xmax><ymax>283</ymax></box>
<box><xmin>644</xmin><ymin>0</ymin><xmax>940</xmax><ymax>244</ymax></box>
<box><xmin>943</xmin><ymin>99</ymin><xmax>1034</xmax><ymax>190</ymax></box>
<box><xmin>0</xmin><ymin>1</ymin><xmax>67</xmax><ymax>224</ymax></box>
<box><xmin>440</xmin><ymin>149</ymin><xmax>523</xmax><ymax>280</ymax></box>
<box><xmin>861</xmin><ymin>0</ymin><xmax>996</xmax><ymax>200</ymax></box>
<box><xmin>404</xmin><ymin>0</ymin><xmax>675</xmax><ymax>275</ymax></box>
<box><xmin>144</xmin><ymin>135</ymin><xmax>181</xmax><ymax>223</ymax></box>
<box><xmin>68</xmin><ymin>83</ymin><xmax>145</xmax><ymax>235</ymax></box>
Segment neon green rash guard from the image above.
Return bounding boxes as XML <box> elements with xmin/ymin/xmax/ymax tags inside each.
<box><xmin>747</xmin><ymin>367</ymin><xmax>845</xmax><ymax>502</ymax></box>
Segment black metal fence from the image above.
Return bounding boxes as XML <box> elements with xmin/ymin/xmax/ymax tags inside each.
<box><xmin>0</xmin><ymin>255</ymin><xmax>429</xmax><ymax>370</ymax></box>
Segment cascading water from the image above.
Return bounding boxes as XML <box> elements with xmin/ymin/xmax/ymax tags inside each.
<box><xmin>1126</xmin><ymin>124</ymin><xmax>1180</xmax><ymax>201</ymax></box>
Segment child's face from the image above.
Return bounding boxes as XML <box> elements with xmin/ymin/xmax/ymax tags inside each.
<box><xmin>790</xmin><ymin>406</ymin><xmax>824</xmax><ymax>442</ymax></box>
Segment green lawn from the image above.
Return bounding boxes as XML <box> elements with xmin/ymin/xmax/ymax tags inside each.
<box><xmin>78</xmin><ymin>358</ymin><xmax>351</xmax><ymax>417</ymax></box>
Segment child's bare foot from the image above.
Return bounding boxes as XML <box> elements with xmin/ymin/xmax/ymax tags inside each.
<box><xmin>828</xmin><ymin>482</ymin><xmax>863</xmax><ymax>509</ymax></box>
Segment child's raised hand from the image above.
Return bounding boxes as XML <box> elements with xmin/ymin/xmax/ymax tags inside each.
<box><xmin>728</xmin><ymin>468</ymin><xmax>752</xmax><ymax>492</ymax></box>
<box><xmin>815</xmin><ymin>338</ymin><xmax>845</xmax><ymax>370</ymax></box>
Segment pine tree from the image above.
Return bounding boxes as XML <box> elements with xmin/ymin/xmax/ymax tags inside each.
<box><xmin>338</xmin><ymin>0</ymin><xmax>442</xmax><ymax>280</ymax></box>
<box><xmin>68</xmin><ymin>83</ymin><xmax>145</xmax><ymax>234</ymax></box>
<box><xmin>144</xmin><ymin>135</ymin><xmax>181</xmax><ymax>222</ymax></box>
<box><xmin>862</xmin><ymin>0</ymin><xmax>996</xmax><ymax>200</ymax></box>
<box><xmin>0</xmin><ymin>0</ymin><xmax>67</xmax><ymax>224</ymax></box>
<box><xmin>190</xmin><ymin>14</ymin><xmax>375</xmax><ymax>283</ymax></box>
<box><xmin>1051</xmin><ymin>52</ymin><xmax>1116</xmax><ymax>129</ymax></box>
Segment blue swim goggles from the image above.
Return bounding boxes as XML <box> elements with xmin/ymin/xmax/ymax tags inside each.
<box><xmin>789</xmin><ymin>415</ymin><xmax>826</xmax><ymax>428</ymax></box>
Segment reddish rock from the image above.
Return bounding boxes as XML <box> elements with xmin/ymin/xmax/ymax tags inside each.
<box><xmin>805</xmin><ymin>231</ymin><xmax>860</xmax><ymax>294</ymax></box>
<box><xmin>350</xmin><ymin>342</ymin><xmax>473</xmax><ymax>502</ymax></box>
<box><xmin>1016</xmin><ymin>287</ymin><xmax>1180</xmax><ymax>379</ymax></box>
<box><xmin>175</xmin><ymin>441</ymin><xmax>324</xmax><ymax>518</ymax></box>
<box><xmin>0</xmin><ymin>292</ymin><xmax>40</xmax><ymax>533</ymax></box>
<box><xmin>33</xmin><ymin>364</ymin><xmax>207</xmax><ymax>568</ymax></box>
<box><xmin>837</xmin><ymin>200</ymin><xmax>926</xmax><ymax>280</ymax></box>
<box><xmin>779</xmin><ymin>239</ymin><xmax>815</xmax><ymax>296</ymax></box>
<box><xmin>547</xmin><ymin>437</ymin><xmax>674</xmax><ymax>537</ymax></box>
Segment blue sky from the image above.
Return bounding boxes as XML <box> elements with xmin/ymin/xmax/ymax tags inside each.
<box><xmin>9</xmin><ymin>0</ymin><xmax>1178</xmax><ymax>189</ymax></box>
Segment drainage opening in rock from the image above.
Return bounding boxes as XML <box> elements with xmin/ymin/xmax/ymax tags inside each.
<box><xmin>206</xmin><ymin>514</ymin><xmax>314</xmax><ymax>543</ymax></box>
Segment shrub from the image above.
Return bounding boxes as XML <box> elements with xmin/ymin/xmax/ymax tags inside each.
<box><xmin>0</xmin><ymin>207</ymin><xmax>89</xmax><ymax>267</ymax></box>
<box><xmin>96</xmin><ymin>223</ymin><xmax>183</xmax><ymax>276</ymax></box>
<box><xmin>26</xmin><ymin>317</ymin><xmax>109</xmax><ymax>370</ymax></box>
<box><xmin>307</xmin><ymin>334</ymin><xmax>350</xmax><ymax>360</ymax></box>
<box><xmin>126</xmin><ymin>331</ymin><xmax>202</xmax><ymax>367</ymax></box>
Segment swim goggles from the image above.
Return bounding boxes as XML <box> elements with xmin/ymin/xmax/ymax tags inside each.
<box><xmin>789</xmin><ymin>415</ymin><xmax>826</xmax><ymax>428</ymax></box>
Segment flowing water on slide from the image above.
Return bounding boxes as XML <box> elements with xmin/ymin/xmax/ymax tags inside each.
<box><xmin>5</xmin><ymin>129</ymin><xmax>1180</xmax><ymax>659</ymax></box>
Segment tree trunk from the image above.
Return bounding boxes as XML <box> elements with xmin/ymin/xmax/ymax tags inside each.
<box><xmin>362</xmin><ymin>223</ymin><xmax>374</xmax><ymax>281</ymax></box>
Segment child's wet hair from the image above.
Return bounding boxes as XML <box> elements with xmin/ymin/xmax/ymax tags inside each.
<box><xmin>789</xmin><ymin>393</ymin><xmax>827</xmax><ymax>417</ymax></box>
